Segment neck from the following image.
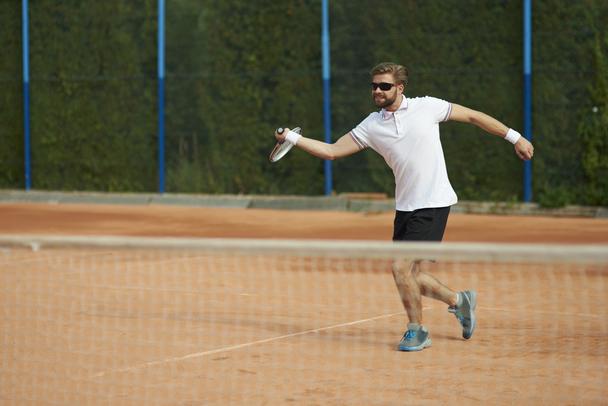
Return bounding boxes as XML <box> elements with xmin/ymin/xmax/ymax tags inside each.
<box><xmin>385</xmin><ymin>94</ymin><xmax>403</xmax><ymax>112</ymax></box>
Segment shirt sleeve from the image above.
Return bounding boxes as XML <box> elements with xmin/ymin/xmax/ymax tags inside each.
<box><xmin>350</xmin><ymin>113</ymin><xmax>376</xmax><ymax>149</ymax></box>
<box><xmin>424</xmin><ymin>96</ymin><xmax>453</xmax><ymax>123</ymax></box>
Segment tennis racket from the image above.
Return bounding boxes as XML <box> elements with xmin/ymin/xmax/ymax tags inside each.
<box><xmin>269</xmin><ymin>127</ymin><xmax>301</xmax><ymax>163</ymax></box>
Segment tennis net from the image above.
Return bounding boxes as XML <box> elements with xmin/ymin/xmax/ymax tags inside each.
<box><xmin>1</xmin><ymin>235</ymin><xmax>607</xmax><ymax>405</ymax></box>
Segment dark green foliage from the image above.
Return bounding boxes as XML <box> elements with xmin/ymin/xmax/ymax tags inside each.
<box><xmin>165</xmin><ymin>0</ymin><xmax>324</xmax><ymax>194</ymax></box>
<box><xmin>533</xmin><ymin>0</ymin><xmax>608</xmax><ymax>207</ymax></box>
<box><xmin>3</xmin><ymin>1</ymin><xmax>157</xmax><ymax>191</ymax></box>
<box><xmin>0</xmin><ymin>1</ymin><xmax>23</xmax><ymax>187</ymax></box>
<box><xmin>577</xmin><ymin>29</ymin><xmax>608</xmax><ymax>206</ymax></box>
<box><xmin>1</xmin><ymin>0</ymin><xmax>607</xmax><ymax>206</ymax></box>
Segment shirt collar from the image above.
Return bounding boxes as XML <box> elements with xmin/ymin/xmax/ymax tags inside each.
<box><xmin>381</xmin><ymin>96</ymin><xmax>408</xmax><ymax>119</ymax></box>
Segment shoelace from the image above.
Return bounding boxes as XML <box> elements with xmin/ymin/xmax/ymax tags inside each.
<box><xmin>404</xmin><ymin>330</ymin><xmax>417</xmax><ymax>341</ymax></box>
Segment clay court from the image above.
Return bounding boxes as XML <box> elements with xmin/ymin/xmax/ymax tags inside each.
<box><xmin>2</xmin><ymin>202</ymin><xmax>608</xmax><ymax>243</ymax></box>
<box><xmin>1</xmin><ymin>202</ymin><xmax>608</xmax><ymax>405</ymax></box>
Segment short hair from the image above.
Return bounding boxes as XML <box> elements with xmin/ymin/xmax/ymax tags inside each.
<box><xmin>370</xmin><ymin>62</ymin><xmax>409</xmax><ymax>86</ymax></box>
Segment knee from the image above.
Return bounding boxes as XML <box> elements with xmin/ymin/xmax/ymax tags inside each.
<box><xmin>392</xmin><ymin>260</ymin><xmax>416</xmax><ymax>284</ymax></box>
<box><xmin>392</xmin><ymin>259</ymin><xmax>420</xmax><ymax>274</ymax></box>
<box><xmin>391</xmin><ymin>259</ymin><xmax>405</xmax><ymax>274</ymax></box>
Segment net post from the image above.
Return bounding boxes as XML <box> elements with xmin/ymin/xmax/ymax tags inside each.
<box><xmin>523</xmin><ymin>0</ymin><xmax>533</xmax><ymax>202</ymax></box>
<box><xmin>22</xmin><ymin>0</ymin><xmax>31</xmax><ymax>191</ymax></box>
<box><xmin>157</xmin><ymin>0</ymin><xmax>166</xmax><ymax>194</ymax></box>
<box><xmin>322</xmin><ymin>0</ymin><xmax>333</xmax><ymax>196</ymax></box>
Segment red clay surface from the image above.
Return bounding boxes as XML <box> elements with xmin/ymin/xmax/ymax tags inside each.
<box><xmin>1</xmin><ymin>202</ymin><xmax>607</xmax><ymax>405</ymax></box>
<box><xmin>1</xmin><ymin>202</ymin><xmax>608</xmax><ymax>243</ymax></box>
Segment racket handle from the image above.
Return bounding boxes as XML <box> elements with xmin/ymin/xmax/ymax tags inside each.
<box><xmin>276</xmin><ymin>127</ymin><xmax>284</xmax><ymax>134</ymax></box>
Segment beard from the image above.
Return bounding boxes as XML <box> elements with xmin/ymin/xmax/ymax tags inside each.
<box><xmin>373</xmin><ymin>92</ymin><xmax>397</xmax><ymax>108</ymax></box>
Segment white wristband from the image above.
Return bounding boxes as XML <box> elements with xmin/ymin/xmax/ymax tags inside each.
<box><xmin>504</xmin><ymin>128</ymin><xmax>521</xmax><ymax>144</ymax></box>
<box><xmin>285</xmin><ymin>130</ymin><xmax>302</xmax><ymax>145</ymax></box>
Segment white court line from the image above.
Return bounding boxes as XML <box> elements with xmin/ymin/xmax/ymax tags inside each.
<box><xmin>91</xmin><ymin>310</ymin><xmax>406</xmax><ymax>379</ymax></box>
<box><xmin>90</xmin><ymin>304</ymin><xmax>604</xmax><ymax>379</ymax></box>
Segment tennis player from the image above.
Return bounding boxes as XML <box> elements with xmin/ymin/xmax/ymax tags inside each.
<box><xmin>275</xmin><ymin>62</ymin><xmax>534</xmax><ymax>351</ymax></box>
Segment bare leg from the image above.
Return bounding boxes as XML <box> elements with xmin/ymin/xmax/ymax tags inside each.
<box><xmin>415</xmin><ymin>261</ymin><xmax>458</xmax><ymax>306</ymax></box>
<box><xmin>392</xmin><ymin>260</ymin><xmax>423</xmax><ymax>323</ymax></box>
<box><xmin>392</xmin><ymin>259</ymin><xmax>458</xmax><ymax>324</ymax></box>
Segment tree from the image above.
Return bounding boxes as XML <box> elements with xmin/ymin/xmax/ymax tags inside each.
<box><xmin>0</xmin><ymin>1</ymin><xmax>23</xmax><ymax>188</ymax></box>
<box><xmin>579</xmin><ymin>32</ymin><xmax>608</xmax><ymax>205</ymax></box>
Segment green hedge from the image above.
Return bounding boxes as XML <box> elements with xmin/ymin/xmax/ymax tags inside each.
<box><xmin>0</xmin><ymin>1</ymin><xmax>23</xmax><ymax>188</ymax></box>
<box><xmin>1</xmin><ymin>0</ymin><xmax>607</xmax><ymax>206</ymax></box>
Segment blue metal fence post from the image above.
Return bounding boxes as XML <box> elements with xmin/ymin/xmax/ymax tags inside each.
<box><xmin>22</xmin><ymin>0</ymin><xmax>31</xmax><ymax>190</ymax></box>
<box><xmin>321</xmin><ymin>0</ymin><xmax>333</xmax><ymax>195</ymax></box>
<box><xmin>523</xmin><ymin>0</ymin><xmax>533</xmax><ymax>202</ymax></box>
<box><xmin>157</xmin><ymin>0</ymin><xmax>166</xmax><ymax>193</ymax></box>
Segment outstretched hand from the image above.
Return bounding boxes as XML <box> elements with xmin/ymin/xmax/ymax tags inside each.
<box><xmin>514</xmin><ymin>137</ymin><xmax>534</xmax><ymax>160</ymax></box>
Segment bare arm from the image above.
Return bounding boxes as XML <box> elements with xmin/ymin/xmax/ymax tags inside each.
<box><xmin>448</xmin><ymin>104</ymin><xmax>534</xmax><ymax>160</ymax></box>
<box><xmin>275</xmin><ymin>128</ymin><xmax>362</xmax><ymax>160</ymax></box>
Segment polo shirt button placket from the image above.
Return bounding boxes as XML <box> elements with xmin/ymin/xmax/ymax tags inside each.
<box><xmin>394</xmin><ymin>114</ymin><xmax>401</xmax><ymax>136</ymax></box>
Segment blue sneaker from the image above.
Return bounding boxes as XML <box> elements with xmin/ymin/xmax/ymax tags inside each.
<box><xmin>398</xmin><ymin>323</ymin><xmax>432</xmax><ymax>351</ymax></box>
<box><xmin>448</xmin><ymin>290</ymin><xmax>477</xmax><ymax>339</ymax></box>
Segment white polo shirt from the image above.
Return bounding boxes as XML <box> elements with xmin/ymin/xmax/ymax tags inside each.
<box><xmin>350</xmin><ymin>96</ymin><xmax>458</xmax><ymax>212</ymax></box>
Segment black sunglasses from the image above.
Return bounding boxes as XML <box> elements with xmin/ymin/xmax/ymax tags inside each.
<box><xmin>371</xmin><ymin>82</ymin><xmax>397</xmax><ymax>91</ymax></box>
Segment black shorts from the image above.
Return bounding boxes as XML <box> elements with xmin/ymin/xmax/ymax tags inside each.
<box><xmin>392</xmin><ymin>206</ymin><xmax>451</xmax><ymax>242</ymax></box>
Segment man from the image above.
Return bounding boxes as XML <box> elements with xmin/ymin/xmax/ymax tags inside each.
<box><xmin>275</xmin><ymin>62</ymin><xmax>534</xmax><ymax>351</ymax></box>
